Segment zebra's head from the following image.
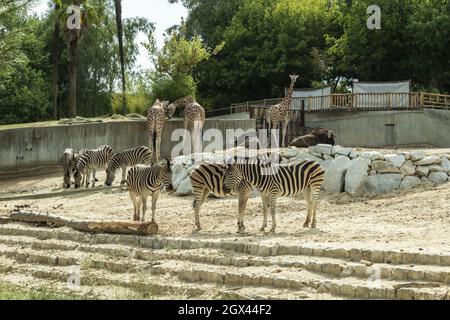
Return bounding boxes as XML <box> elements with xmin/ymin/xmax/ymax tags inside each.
<box><xmin>223</xmin><ymin>163</ymin><xmax>243</xmax><ymax>193</ymax></box>
<box><xmin>157</xmin><ymin>159</ymin><xmax>174</xmax><ymax>192</ymax></box>
<box><xmin>73</xmin><ymin>155</ymin><xmax>86</xmax><ymax>188</ymax></box>
<box><xmin>105</xmin><ymin>164</ymin><xmax>116</xmax><ymax>187</ymax></box>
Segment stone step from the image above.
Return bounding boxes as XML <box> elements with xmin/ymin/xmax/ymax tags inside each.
<box><xmin>1</xmin><ymin>224</ymin><xmax>449</xmax><ymax>267</ymax></box>
<box><xmin>149</xmin><ymin>259</ymin><xmax>450</xmax><ymax>300</ymax></box>
<box><xmin>1</xmin><ymin>234</ymin><xmax>449</xmax><ymax>286</ymax></box>
<box><xmin>0</xmin><ymin>255</ymin><xmax>327</xmax><ymax>300</ymax></box>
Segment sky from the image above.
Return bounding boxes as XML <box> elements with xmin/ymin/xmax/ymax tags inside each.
<box><xmin>31</xmin><ymin>0</ymin><xmax>188</xmax><ymax>69</ymax></box>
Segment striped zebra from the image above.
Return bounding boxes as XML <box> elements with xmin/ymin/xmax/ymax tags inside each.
<box><xmin>126</xmin><ymin>160</ymin><xmax>173</xmax><ymax>222</ymax></box>
<box><xmin>224</xmin><ymin>157</ymin><xmax>325</xmax><ymax>232</ymax></box>
<box><xmin>189</xmin><ymin>163</ymin><xmax>253</xmax><ymax>232</ymax></box>
<box><xmin>73</xmin><ymin>145</ymin><xmax>115</xmax><ymax>188</ymax></box>
<box><xmin>105</xmin><ymin>146</ymin><xmax>152</xmax><ymax>186</ymax></box>
<box><xmin>61</xmin><ymin>148</ymin><xmax>76</xmax><ymax>188</ymax></box>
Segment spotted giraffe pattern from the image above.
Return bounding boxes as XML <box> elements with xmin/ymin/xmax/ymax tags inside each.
<box><xmin>167</xmin><ymin>96</ymin><xmax>206</xmax><ymax>154</ymax></box>
<box><xmin>267</xmin><ymin>75</ymin><xmax>299</xmax><ymax>147</ymax></box>
<box><xmin>147</xmin><ymin>99</ymin><xmax>169</xmax><ymax>162</ymax></box>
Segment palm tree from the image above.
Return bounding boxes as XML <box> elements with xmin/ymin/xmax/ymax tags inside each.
<box><xmin>114</xmin><ymin>0</ymin><xmax>127</xmax><ymax>115</ymax></box>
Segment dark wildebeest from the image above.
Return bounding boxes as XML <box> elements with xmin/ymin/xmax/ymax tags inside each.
<box><xmin>289</xmin><ymin>128</ymin><xmax>337</xmax><ymax>147</ymax></box>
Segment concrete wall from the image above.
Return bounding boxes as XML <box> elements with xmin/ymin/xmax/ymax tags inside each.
<box><xmin>208</xmin><ymin>112</ymin><xmax>251</xmax><ymax>120</ymax></box>
<box><xmin>305</xmin><ymin>110</ymin><xmax>450</xmax><ymax>148</ymax></box>
<box><xmin>0</xmin><ymin>119</ymin><xmax>256</xmax><ymax>171</ymax></box>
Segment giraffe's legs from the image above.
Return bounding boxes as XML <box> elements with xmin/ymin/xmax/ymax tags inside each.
<box><xmin>282</xmin><ymin>119</ymin><xmax>289</xmax><ymax>147</ymax></box>
<box><xmin>156</xmin><ymin>133</ymin><xmax>161</xmax><ymax>163</ymax></box>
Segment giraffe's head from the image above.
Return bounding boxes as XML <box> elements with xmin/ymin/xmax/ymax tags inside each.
<box><xmin>290</xmin><ymin>74</ymin><xmax>299</xmax><ymax>83</ymax></box>
<box><xmin>165</xmin><ymin>103</ymin><xmax>177</xmax><ymax>120</ymax></box>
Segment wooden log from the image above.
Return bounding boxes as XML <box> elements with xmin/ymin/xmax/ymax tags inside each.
<box><xmin>8</xmin><ymin>210</ymin><xmax>158</xmax><ymax>235</ymax></box>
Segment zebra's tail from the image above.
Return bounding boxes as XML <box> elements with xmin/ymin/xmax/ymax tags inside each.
<box><xmin>152</xmin><ymin>130</ymin><xmax>157</xmax><ymax>162</ymax></box>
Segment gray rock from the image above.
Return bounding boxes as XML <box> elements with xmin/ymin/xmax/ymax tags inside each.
<box><xmin>421</xmin><ymin>177</ymin><xmax>429</xmax><ymax>183</ymax></box>
<box><xmin>173</xmin><ymin>167</ymin><xmax>188</xmax><ymax>190</ymax></box>
<box><xmin>371</xmin><ymin>160</ymin><xmax>400</xmax><ymax>173</ymax></box>
<box><xmin>281</xmin><ymin>148</ymin><xmax>299</xmax><ymax>159</ymax></box>
<box><xmin>370</xmin><ymin>170</ymin><xmax>377</xmax><ymax>176</ymax></box>
<box><xmin>349</xmin><ymin>151</ymin><xmax>361</xmax><ymax>159</ymax></box>
<box><xmin>292</xmin><ymin>152</ymin><xmax>323</xmax><ymax>164</ymax></box>
<box><xmin>402</xmin><ymin>152</ymin><xmax>411</xmax><ymax>160</ymax></box>
<box><xmin>345</xmin><ymin>158</ymin><xmax>371</xmax><ymax>197</ymax></box>
<box><xmin>323</xmin><ymin>156</ymin><xmax>351</xmax><ymax>193</ymax></box>
<box><xmin>410</xmin><ymin>151</ymin><xmax>425</xmax><ymax>162</ymax></box>
<box><xmin>414</xmin><ymin>156</ymin><xmax>441</xmax><ymax>166</ymax></box>
<box><xmin>323</xmin><ymin>154</ymin><xmax>334</xmax><ymax>160</ymax></box>
<box><xmin>365</xmin><ymin>174</ymin><xmax>402</xmax><ymax>194</ymax></box>
<box><xmin>360</xmin><ymin>151</ymin><xmax>383</xmax><ymax>160</ymax></box>
<box><xmin>309</xmin><ymin>144</ymin><xmax>333</xmax><ymax>156</ymax></box>
<box><xmin>428</xmin><ymin>172</ymin><xmax>448</xmax><ymax>185</ymax></box>
<box><xmin>400</xmin><ymin>161</ymin><xmax>416</xmax><ymax>176</ymax></box>
<box><xmin>335</xmin><ymin>147</ymin><xmax>353</xmax><ymax>157</ymax></box>
<box><xmin>175</xmin><ymin>178</ymin><xmax>193</xmax><ymax>196</ymax></box>
<box><xmin>320</xmin><ymin>160</ymin><xmax>333</xmax><ymax>172</ymax></box>
<box><xmin>311</xmin><ymin>152</ymin><xmax>324</xmax><ymax>159</ymax></box>
<box><xmin>416</xmin><ymin>166</ymin><xmax>430</xmax><ymax>177</ymax></box>
<box><xmin>400</xmin><ymin>176</ymin><xmax>421</xmax><ymax>190</ymax></box>
<box><xmin>429</xmin><ymin>165</ymin><xmax>443</xmax><ymax>172</ymax></box>
<box><xmin>440</xmin><ymin>157</ymin><xmax>450</xmax><ymax>173</ymax></box>
<box><xmin>384</xmin><ymin>154</ymin><xmax>406</xmax><ymax>168</ymax></box>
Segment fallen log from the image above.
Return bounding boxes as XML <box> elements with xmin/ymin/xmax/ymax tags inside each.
<box><xmin>8</xmin><ymin>210</ymin><xmax>158</xmax><ymax>235</ymax></box>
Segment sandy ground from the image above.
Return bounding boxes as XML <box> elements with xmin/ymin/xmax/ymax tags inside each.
<box><xmin>1</xmin><ymin>168</ymin><xmax>449</xmax><ymax>254</ymax></box>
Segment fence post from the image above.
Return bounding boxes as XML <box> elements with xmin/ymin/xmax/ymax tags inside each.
<box><xmin>300</xmin><ymin>99</ymin><xmax>305</xmax><ymax>128</ymax></box>
<box><xmin>387</xmin><ymin>94</ymin><xmax>391</xmax><ymax>110</ymax></box>
<box><xmin>420</xmin><ymin>92</ymin><xmax>424</xmax><ymax>108</ymax></box>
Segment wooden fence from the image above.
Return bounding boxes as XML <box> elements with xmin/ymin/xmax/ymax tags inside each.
<box><xmin>205</xmin><ymin>92</ymin><xmax>450</xmax><ymax>145</ymax></box>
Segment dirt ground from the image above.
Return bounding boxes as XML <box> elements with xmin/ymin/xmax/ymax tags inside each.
<box><xmin>1</xmin><ymin>168</ymin><xmax>449</xmax><ymax>254</ymax></box>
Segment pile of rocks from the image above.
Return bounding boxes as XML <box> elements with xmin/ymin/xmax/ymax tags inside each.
<box><xmin>170</xmin><ymin>145</ymin><xmax>450</xmax><ymax>197</ymax></box>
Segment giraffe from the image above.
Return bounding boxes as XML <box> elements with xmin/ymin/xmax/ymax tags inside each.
<box><xmin>267</xmin><ymin>75</ymin><xmax>299</xmax><ymax>147</ymax></box>
<box><xmin>167</xmin><ymin>96</ymin><xmax>206</xmax><ymax>155</ymax></box>
<box><xmin>147</xmin><ymin>99</ymin><xmax>169</xmax><ymax>162</ymax></box>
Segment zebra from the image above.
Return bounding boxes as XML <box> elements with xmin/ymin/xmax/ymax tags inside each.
<box><xmin>105</xmin><ymin>146</ymin><xmax>152</xmax><ymax>186</ymax></box>
<box><xmin>189</xmin><ymin>163</ymin><xmax>253</xmax><ymax>232</ymax></box>
<box><xmin>73</xmin><ymin>145</ymin><xmax>115</xmax><ymax>188</ymax></box>
<box><xmin>61</xmin><ymin>148</ymin><xmax>76</xmax><ymax>188</ymax></box>
<box><xmin>126</xmin><ymin>160</ymin><xmax>173</xmax><ymax>222</ymax></box>
<box><xmin>224</xmin><ymin>156</ymin><xmax>325</xmax><ymax>233</ymax></box>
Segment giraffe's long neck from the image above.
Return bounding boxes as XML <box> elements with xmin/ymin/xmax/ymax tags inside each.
<box><xmin>174</xmin><ymin>96</ymin><xmax>195</xmax><ymax>109</ymax></box>
<box><xmin>281</xmin><ymin>80</ymin><xmax>296</xmax><ymax>111</ymax></box>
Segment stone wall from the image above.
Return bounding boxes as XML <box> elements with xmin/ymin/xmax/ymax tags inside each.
<box><xmin>170</xmin><ymin>146</ymin><xmax>450</xmax><ymax>197</ymax></box>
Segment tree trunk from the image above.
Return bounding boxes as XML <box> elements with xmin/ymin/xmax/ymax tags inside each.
<box><xmin>8</xmin><ymin>210</ymin><xmax>158</xmax><ymax>235</ymax></box>
<box><xmin>68</xmin><ymin>41</ymin><xmax>77</xmax><ymax>118</ymax></box>
<box><xmin>114</xmin><ymin>0</ymin><xmax>127</xmax><ymax>115</ymax></box>
<box><xmin>52</xmin><ymin>4</ymin><xmax>61</xmax><ymax>120</ymax></box>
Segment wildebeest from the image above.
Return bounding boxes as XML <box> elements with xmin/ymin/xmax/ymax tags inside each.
<box><xmin>289</xmin><ymin>128</ymin><xmax>337</xmax><ymax>147</ymax></box>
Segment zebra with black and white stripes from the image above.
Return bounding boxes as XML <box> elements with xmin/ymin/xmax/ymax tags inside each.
<box><xmin>105</xmin><ymin>146</ymin><xmax>152</xmax><ymax>186</ymax></box>
<box><xmin>189</xmin><ymin>163</ymin><xmax>253</xmax><ymax>232</ymax></box>
<box><xmin>126</xmin><ymin>160</ymin><xmax>173</xmax><ymax>222</ymax></box>
<box><xmin>73</xmin><ymin>145</ymin><xmax>115</xmax><ymax>188</ymax></box>
<box><xmin>61</xmin><ymin>148</ymin><xmax>76</xmax><ymax>188</ymax></box>
<box><xmin>224</xmin><ymin>157</ymin><xmax>325</xmax><ymax>233</ymax></box>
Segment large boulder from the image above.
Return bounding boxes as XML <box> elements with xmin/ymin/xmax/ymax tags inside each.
<box><xmin>323</xmin><ymin>156</ymin><xmax>351</xmax><ymax>193</ymax></box>
<box><xmin>400</xmin><ymin>160</ymin><xmax>416</xmax><ymax>176</ymax></box>
<box><xmin>175</xmin><ymin>177</ymin><xmax>193</xmax><ymax>196</ymax></box>
<box><xmin>345</xmin><ymin>158</ymin><xmax>371</xmax><ymax>196</ymax></box>
<box><xmin>365</xmin><ymin>174</ymin><xmax>402</xmax><ymax>194</ymax></box>
<box><xmin>384</xmin><ymin>154</ymin><xmax>406</xmax><ymax>168</ymax></box>
<box><xmin>291</xmin><ymin>152</ymin><xmax>323</xmax><ymax>164</ymax></box>
<box><xmin>333</xmin><ymin>145</ymin><xmax>353</xmax><ymax>157</ymax></box>
<box><xmin>172</xmin><ymin>166</ymin><xmax>189</xmax><ymax>190</ymax></box>
<box><xmin>320</xmin><ymin>159</ymin><xmax>333</xmax><ymax>172</ymax></box>
<box><xmin>309</xmin><ymin>144</ymin><xmax>333</xmax><ymax>156</ymax></box>
<box><xmin>360</xmin><ymin>151</ymin><xmax>383</xmax><ymax>161</ymax></box>
<box><xmin>410</xmin><ymin>151</ymin><xmax>425</xmax><ymax>162</ymax></box>
<box><xmin>416</xmin><ymin>166</ymin><xmax>430</xmax><ymax>177</ymax></box>
<box><xmin>371</xmin><ymin>160</ymin><xmax>400</xmax><ymax>173</ymax></box>
<box><xmin>400</xmin><ymin>176</ymin><xmax>421</xmax><ymax>190</ymax></box>
<box><xmin>280</xmin><ymin>148</ymin><xmax>299</xmax><ymax>159</ymax></box>
<box><xmin>429</xmin><ymin>165</ymin><xmax>444</xmax><ymax>172</ymax></box>
<box><xmin>414</xmin><ymin>156</ymin><xmax>441</xmax><ymax>166</ymax></box>
<box><xmin>428</xmin><ymin>172</ymin><xmax>448</xmax><ymax>185</ymax></box>
<box><xmin>439</xmin><ymin>157</ymin><xmax>450</xmax><ymax>173</ymax></box>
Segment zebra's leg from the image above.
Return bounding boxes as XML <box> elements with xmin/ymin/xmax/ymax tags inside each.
<box><xmin>93</xmin><ymin>169</ymin><xmax>98</xmax><ymax>184</ymax></box>
<box><xmin>85</xmin><ymin>169</ymin><xmax>91</xmax><ymax>188</ymax></box>
<box><xmin>129</xmin><ymin>192</ymin><xmax>139</xmax><ymax>221</ymax></box>
<box><xmin>151</xmin><ymin>191</ymin><xmax>160</xmax><ymax>223</ymax></box>
<box><xmin>192</xmin><ymin>188</ymin><xmax>206</xmax><ymax>232</ymax></box>
<box><xmin>311</xmin><ymin>187</ymin><xmax>319</xmax><ymax>229</ymax></box>
<box><xmin>121</xmin><ymin>166</ymin><xmax>127</xmax><ymax>185</ymax></box>
<box><xmin>238</xmin><ymin>192</ymin><xmax>250</xmax><ymax>233</ymax></box>
<box><xmin>260</xmin><ymin>195</ymin><xmax>269</xmax><ymax>232</ymax></box>
<box><xmin>303</xmin><ymin>187</ymin><xmax>313</xmax><ymax>228</ymax></box>
<box><xmin>282</xmin><ymin>119</ymin><xmax>289</xmax><ymax>148</ymax></box>
<box><xmin>141</xmin><ymin>196</ymin><xmax>148</xmax><ymax>222</ymax></box>
<box><xmin>269</xmin><ymin>197</ymin><xmax>277</xmax><ymax>233</ymax></box>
